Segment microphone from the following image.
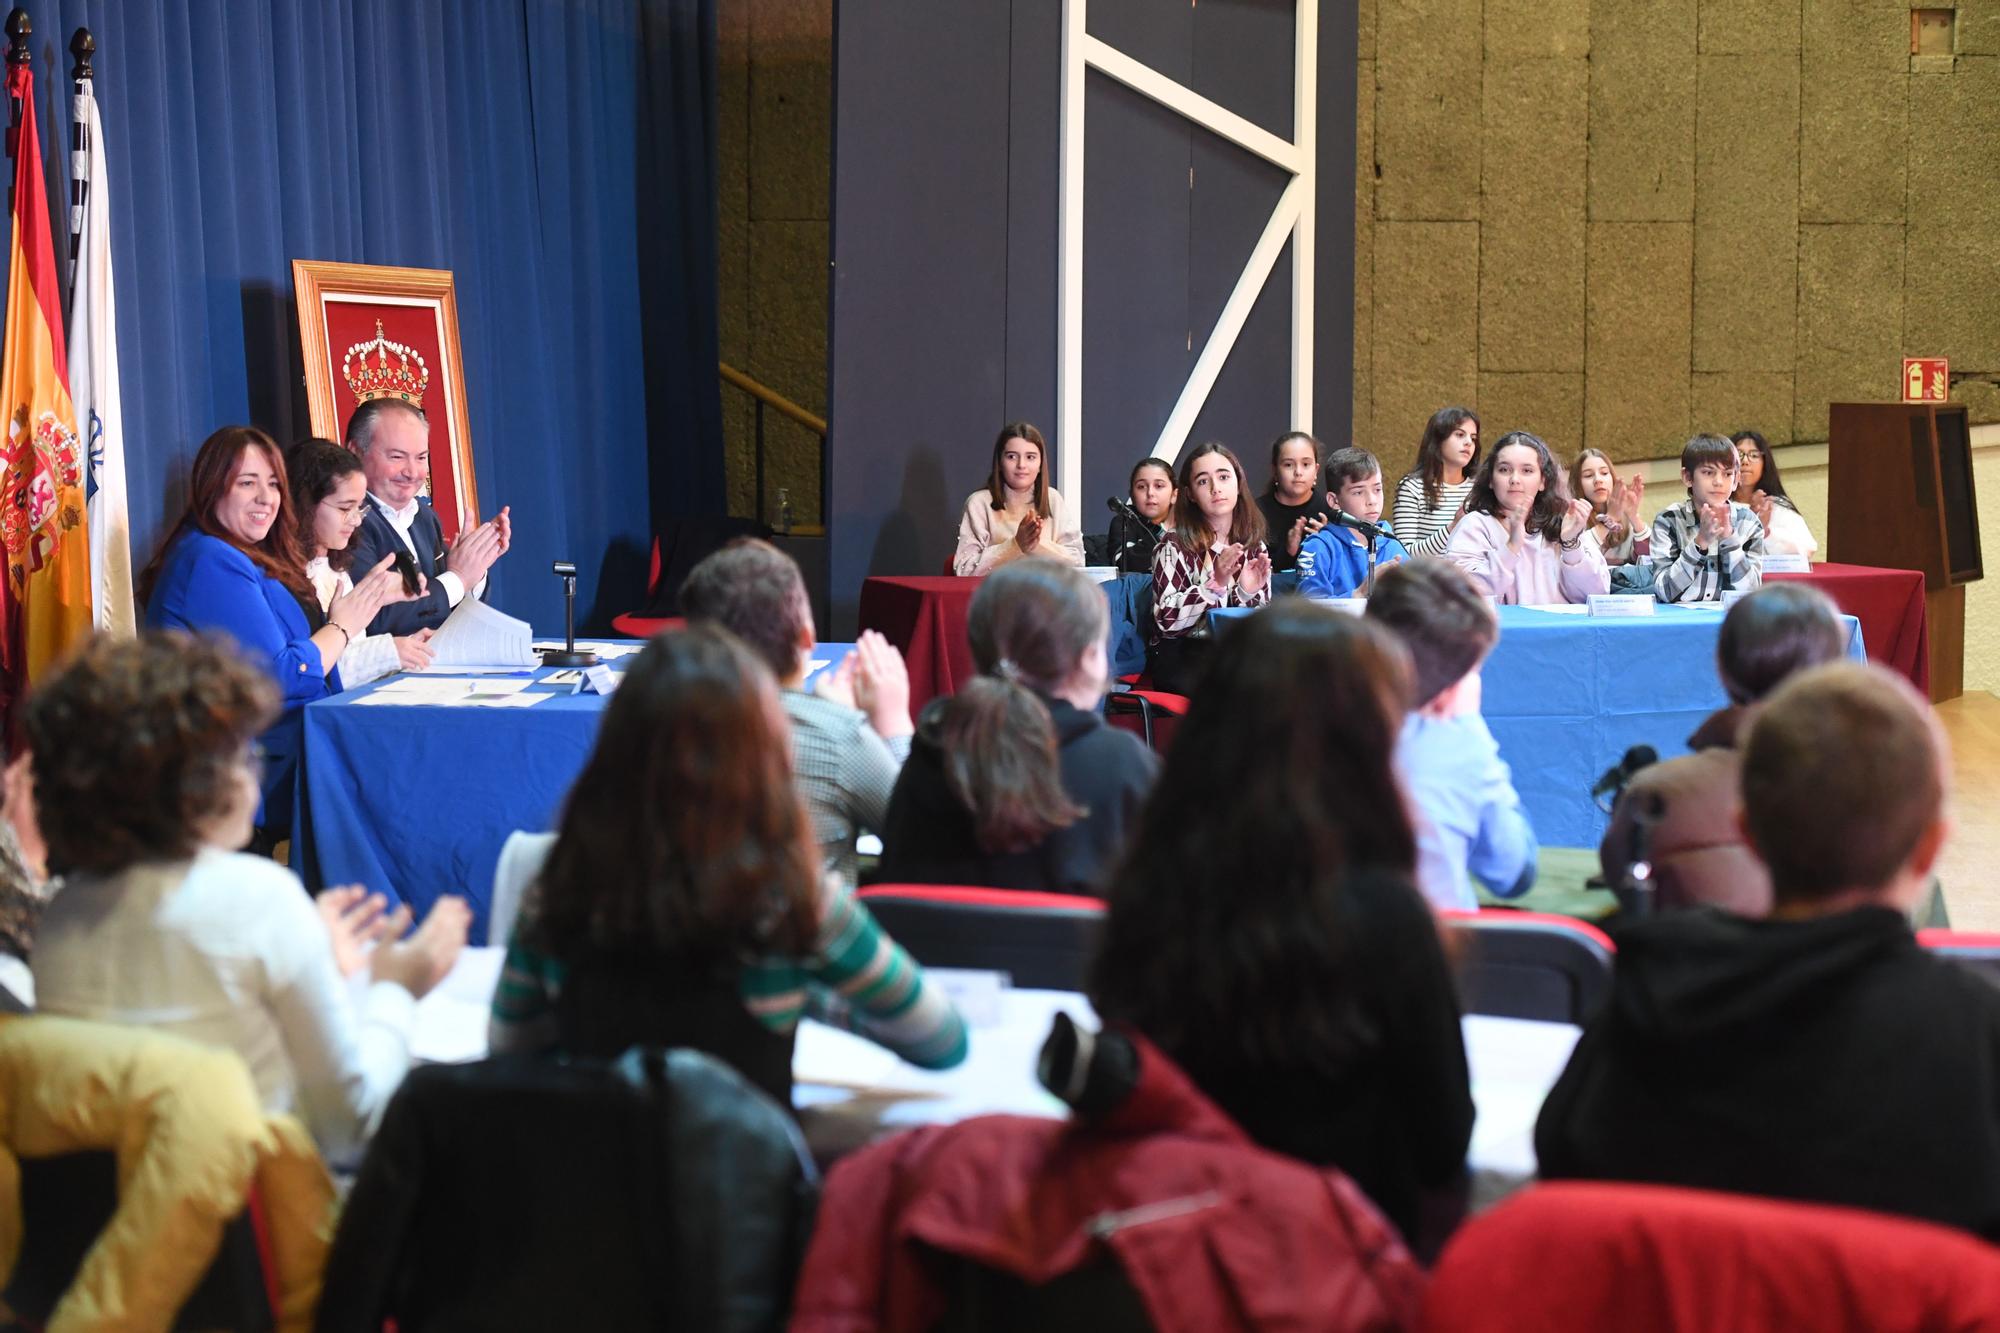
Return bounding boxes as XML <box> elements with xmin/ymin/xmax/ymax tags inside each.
<box><xmin>1331</xmin><ymin>510</ymin><xmax>1393</xmax><ymax>542</ymax></box>
<box><xmin>1105</xmin><ymin>495</ymin><xmax>1149</xmax><ymax>526</ymax></box>
<box><xmin>1591</xmin><ymin>745</ymin><xmax>1659</xmax><ymax>800</ymax></box>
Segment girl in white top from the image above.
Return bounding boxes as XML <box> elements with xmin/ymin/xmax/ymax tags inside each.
<box><xmin>1448</xmin><ymin>431</ymin><xmax>1610</xmax><ymax>605</ymax></box>
<box><xmin>953</xmin><ymin>422</ymin><xmax>1086</xmax><ymax>575</ymax></box>
<box><xmin>27</xmin><ymin>634</ymin><xmax>470</xmax><ymax>1164</ymax></box>
<box><xmin>1390</xmin><ymin>406</ymin><xmax>1481</xmax><ymax>557</ymax></box>
<box><xmin>287</xmin><ymin>440</ymin><xmax>436</xmax><ymax>684</ymax></box>
<box><xmin>1731</xmin><ymin>430</ymin><xmax>1819</xmax><ymax>559</ymax></box>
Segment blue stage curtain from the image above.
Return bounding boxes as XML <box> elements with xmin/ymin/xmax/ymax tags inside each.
<box><xmin>13</xmin><ymin>0</ymin><xmax>722</xmax><ymax>632</ymax></box>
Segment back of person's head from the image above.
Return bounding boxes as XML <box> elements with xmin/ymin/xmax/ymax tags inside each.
<box><xmin>1716</xmin><ymin>584</ymin><xmax>1847</xmax><ymax>705</ymax></box>
<box><xmin>1741</xmin><ymin>663</ymin><xmax>1947</xmax><ymax>907</ymax></box>
<box><xmin>345</xmin><ymin>397</ymin><xmax>427</xmax><ymax>453</ymax></box>
<box><xmin>24</xmin><ymin>632</ymin><xmax>276</xmax><ymax>876</ymax></box>
<box><xmin>933</xmin><ymin>560</ymin><xmax>1109</xmax><ymax>854</ymax></box>
<box><xmin>1322</xmin><ymin>446</ymin><xmax>1381</xmax><ymax>494</ymax></box>
<box><xmin>285</xmin><ymin>439</ymin><xmax>368</xmax><ymax>569</ymax></box>
<box><xmin>1091</xmin><ymin>600</ymin><xmax>1417</xmax><ymax>1077</ymax></box>
<box><xmin>679</xmin><ymin>538</ymin><xmax>813</xmax><ymax>681</ymax></box>
<box><xmin>1365</xmin><ymin>558</ymin><xmax>1497</xmax><ymax>708</ymax></box>
<box><xmin>529</xmin><ymin>624</ymin><xmax>818</xmax><ymax>964</ymax></box>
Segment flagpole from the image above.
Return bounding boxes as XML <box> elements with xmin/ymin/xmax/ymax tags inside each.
<box><xmin>68</xmin><ymin>27</ymin><xmax>91</xmax><ymax>297</ymax></box>
<box><xmin>4</xmin><ymin>8</ymin><xmax>27</xmax><ymax>213</ymax></box>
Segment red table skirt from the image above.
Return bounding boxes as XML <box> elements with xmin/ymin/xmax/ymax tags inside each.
<box><xmin>1768</xmin><ymin>563</ymin><xmax>1928</xmax><ymax>694</ymax></box>
<box><xmin>857</xmin><ymin>575</ymin><xmax>984</xmax><ymax>709</ymax></box>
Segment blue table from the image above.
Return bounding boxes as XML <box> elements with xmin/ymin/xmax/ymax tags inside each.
<box><xmin>293</xmin><ymin>641</ymin><xmax>856</xmax><ymax>938</ymax></box>
<box><xmin>1211</xmin><ymin>605</ymin><xmax>1865</xmax><ymax>847</ymax></box>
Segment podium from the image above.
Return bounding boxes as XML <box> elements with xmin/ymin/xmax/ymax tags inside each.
<box><xmin>1827</xmin><ymin>402</ymin><xmax>1982</xmax><ymax>701</ymax></box>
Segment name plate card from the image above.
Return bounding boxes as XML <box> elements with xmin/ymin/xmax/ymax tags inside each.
<box><xmin>1762</xmin><ymin>552</ymin><xmax>1811</xmax><ymax>574</ymax></box>
<box><xmin>577</xmin><ymin>664</ymin><xmax>621</xmax><ymax>696</ymax></box>
<box><xmin>1588</xmin><ymin>595</ymin><xmax>1655</xmax><ymax>618</ymax></box>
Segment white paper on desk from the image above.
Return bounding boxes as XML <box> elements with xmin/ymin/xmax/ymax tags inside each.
<box><xmin>411</xmin><ymin>664</ymin><xmax>536</xmax><ymax>676</ymax></box>
<box><xmin>431</xmin><ymin>598</ymin><xmax>538</xmax><ymax>668</ymax></box>
<box><xmin>533</xmin><ymin>639</ymin><xmax>641</xmax><ymax>660</ymax></box>
<box><xmin>373</xmin><ymin>676</ymin><xmax>532</xmax><ymax>696</ymax></box>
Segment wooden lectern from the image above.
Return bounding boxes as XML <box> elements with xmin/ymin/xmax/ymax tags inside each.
<box><xmin>1826</xmin><ymin>402</ymin><xmax>1982</xmax><ymax>701</ymax></box>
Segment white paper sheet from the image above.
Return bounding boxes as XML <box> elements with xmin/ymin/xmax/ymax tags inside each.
<box><xmin>431</xmin><ymin>598</ymin><xmax>538</xmax><ymax>668</ymax></box>
<box><xmin>532</xmin><ymin>640</ymin><xmax>641</xmax><ymax>660</ymax></box>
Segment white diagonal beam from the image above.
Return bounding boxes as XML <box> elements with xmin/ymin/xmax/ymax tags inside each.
<box><xmin>1081</xmin><ymin>34</ymin><xmax>1304</xmax><ymax>176</ymax></box>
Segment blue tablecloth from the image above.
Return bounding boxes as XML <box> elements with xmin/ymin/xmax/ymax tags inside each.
<box><xmin>293</xmin><ymin>642</ymin><xmax>856</xmax><ymax>938</ymax></box>
<box><xmin>1210</xmin><ymin>604</ymin><xmax>1865</xmax><ymax>847</ymax></box>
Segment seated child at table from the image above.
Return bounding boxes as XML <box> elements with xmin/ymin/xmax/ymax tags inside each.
<box><xmin>1598</xmin><ymin>583</ymin><xmax>1847</xmax><ymax>917</ymax></box>
<box><xmin>1298</xmin><ymin>447</ymin><xmax>1411</xmax><ymax>600</ymax></box>
<box><xmin>1091</xmin><ymin>598</ymin><xmax>1472</xmax><ymax>1246</ymax></box>
<box><xmin>875</xmin><ymin>560</ymin><xmax>1158</xmax><ymax>896</ymax></box>
<box><xmin>1254</xmin><ymin>431</ymin><xmax>1336</xmax><ymax>574</ymax></box>
<box><xmin>1365</xmin><ymin>559</ymin><xmax>1535</xmax><ymax>910</ymax></box>
<box><xmin>1537</xmin><ymin>663</ymin><xmax>2000</xmax><ymax>1240</ymax></box>
<box><xmin>1651</xmin><ymin>433</ymin><xmax>1765</xmax><ymax>603</ymax></box>
<box><xmin>953</xmin><ymin>421</ymin><xmax>1086</xmax><ymax>575</ymax></box>
<box><xmin>1391</xmin><ymin>406</ymin><xmax>1481</xmax><ymax>557</ymax></box>
<box><xmin>1148</xmin><ymin>442</ymin><xmax>1273</xmax><ymax>696</ymax></box>
<box><xmin>1732</xmin><ymin>430</ymin><xmax>1819</xmax><ymax>559</ymax></box>
<box><xmin>1446</xmin><ymin>431</ymin><xmax>1609</xmax><ymax>605</ymax></box>
<box><xmin>1105</xmin><ymin>456</ymin><xmax>1176</xmax><ymax>574</ymax></box>
<box><xmin>1569</xmin><ymin>447</ymin><xmax>1647</xmax><ymax>566</ymax></box>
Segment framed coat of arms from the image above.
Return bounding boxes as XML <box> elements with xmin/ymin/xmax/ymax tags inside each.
<box><xmin>292</xmin><ymin>260</ymin><xmax>479</xmax><ymax>542</ymax></box>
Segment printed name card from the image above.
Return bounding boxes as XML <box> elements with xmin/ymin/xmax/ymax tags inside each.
<box><xmin>577</xmin><ymin>664</ymin><xmax>621</xmax><ymax>696</ymax></box>
<box><xmin>1762</xmin><ymin>552</ymin><xmax>1810</xmax><ymax>575</ymax></box>
<box><xmin>1588</xmin><ymin>595</ymin><xmax>1655</xmax><ymax>618</ymax></box>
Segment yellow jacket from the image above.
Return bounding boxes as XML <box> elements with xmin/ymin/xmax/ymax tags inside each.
<box><xmin>0</xmin><ymin>1015</ymin><xmax>334</xmax><ymax>1331</ymax></box>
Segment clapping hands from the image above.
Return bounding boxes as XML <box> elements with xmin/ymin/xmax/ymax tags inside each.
<box><xmin>329</xmin><ymin>553</ymin><xmax>424</xmax><ymax>640</ymax></box>
<box><xmin>1014</xmin><ymin>511</ymin><xmax>1044</xmax><ymax>554</ymax></box>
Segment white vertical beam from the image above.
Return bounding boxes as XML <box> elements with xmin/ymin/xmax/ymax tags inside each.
<box><xmin>1290</xmin><ymin>0</ymin><xmax>1318</xmax><ymax>434</ymax></box>
<box><xmin>1057</xmin><ymin>0</ymin><xmax>1087</xmax><ymax>507</ymax></box>
<box><xmin>1151</xmin><ymin>178</ymin><xmax>1306</xmax><ymax>465</ymax></box>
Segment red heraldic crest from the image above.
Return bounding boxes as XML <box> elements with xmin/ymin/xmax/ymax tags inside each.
<box><xmin>0</xmin><ymin>60</ymin><xmax>89</xmax><ymax>697</ymax></box>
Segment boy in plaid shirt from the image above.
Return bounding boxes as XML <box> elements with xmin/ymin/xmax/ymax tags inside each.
<box><xmin>1651</xmin><ymin>434</ymin><xmax>1765</xmax><ymax>603</ymax></box>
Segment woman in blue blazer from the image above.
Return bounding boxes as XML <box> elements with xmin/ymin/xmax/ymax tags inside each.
<box><xmin>140</xmin><ymin>426</ymin><xmax>411</xmax><ymax>846</ymax></box>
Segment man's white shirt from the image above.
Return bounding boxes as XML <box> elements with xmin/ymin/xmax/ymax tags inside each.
<box><xmin>368</xmin><ymin>493</ymin><xmax>484</xmax><ymax>606</ymax></box>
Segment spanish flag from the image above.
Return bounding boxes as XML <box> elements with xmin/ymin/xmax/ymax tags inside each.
<box><xmin>0</xmin><ymin>60</ymin><xmax>89</xmax><ymax>693</ymax></box>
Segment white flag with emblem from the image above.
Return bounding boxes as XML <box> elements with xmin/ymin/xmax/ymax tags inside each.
<box><xmin>70</xmin><ymin>75</ymin><xmax>132</xmax><ymax>635</ymax></box>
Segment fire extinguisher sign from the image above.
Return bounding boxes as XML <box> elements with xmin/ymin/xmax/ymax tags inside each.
<box><xmin>1903</xmin><ymin>357</ymin><xmax>1950</xmax><ymax>403</ymax></box>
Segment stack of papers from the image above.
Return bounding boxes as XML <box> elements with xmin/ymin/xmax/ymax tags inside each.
<box><xmin>531</xmin><ymin>640</ymin><xmax>642</xmax><ymax>661</ymax></box>
<box><xmin>431</xmin><ymin>599</ymin><xmax>539</xmax><ymax>668</ymax></box>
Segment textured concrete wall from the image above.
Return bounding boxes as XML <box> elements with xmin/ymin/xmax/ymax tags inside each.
<box><xmin>718</xmin><ymin>0</ymin><xmax>831</xmax><ymax>526</ymax></box>
<box><xmin>1358</xmin><ymin>0</ymin><xmax>2000</xmax><ymax>486</ymax></box>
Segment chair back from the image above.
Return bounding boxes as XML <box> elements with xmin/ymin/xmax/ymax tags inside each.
<box><xmin>857</xmin><ymin>885</ymin><xmax>1105</xmax><ymax>991</ymax></box>
<box><xmin>1420</xmin><ymin>1182</ymin><xmax>2000</xmax><ymax>1331</ymax></box>
<box><xmin>1917</xmin><ymin>928</ymin><xmax>2000</xmax><ymax>988</ymax></box>
<box><xmin>1440</xmin><ymin>909</ymin><xmax>1614</xmax><ymax>1024</ymax></box>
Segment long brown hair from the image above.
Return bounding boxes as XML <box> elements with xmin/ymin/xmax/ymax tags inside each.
<box><xmin>1465</xmin><ymin>430</ymin><xmax>1569</xmax><ymax>543</ymax></box>
<box><xmin>286</xmin><ymin>438</ymin><xmax>367</xmax><ymax>573</ymax></box>
<box><xmin>526</xmin><ymin>625</ymin><xmax>819</xmax><ymax>965</ymax></box>
<box><xmin>138</xmin><ymin>426</ymin><xmax>311</xmax><ymax>604</ymax></box>
<box><xmin>1405</xmin><ymin>406</ymin><xmax>1480</xmax><ymax>510</ymax></box>
<box><xmin>985</xmin><ymin>421</ymin><xmax>1053</xmax><ymax>518</ymax></box>
<box><xmin>1568</xmin><ymin>447</ymin><xmax>1614</xmax><ymax>517</ymax></box>
<box><xmin>931</xmin><ymin>560</ymin><xmax>1107</xmax><ymax>854</ymax></box>
<box><xmin>1169</xmin><ymin>441</ymin><xmax>1267</xmax><ymax>557</ymax></box>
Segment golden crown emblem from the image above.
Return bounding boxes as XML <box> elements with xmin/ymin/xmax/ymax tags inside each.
<box><xmin>341</xmin><ymin>319</ymin><xmax>430</xmax><ymax>407</ymax></box>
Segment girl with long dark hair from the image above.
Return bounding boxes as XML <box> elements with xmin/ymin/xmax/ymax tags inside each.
<box><xmin>1447</xmin><ymin>431</ymin><xmax>1608</xmax><ymax>605</ymax></box>
<box><xmin>1090</xmin><ymin>599</ymin><xmax>1473</xmax><ymax>1244</ymax></box>
<box><xmin>1147</xmin><ymin>441</ymin><xmax>1272</xmax><ymax>695</ymax></box>
<box><xmin>1390</xmin><ymin>406</ymin><xmax>1480</xmax><ymax>556</ymax></box>
<box><xmin>952</xmin><ymin>422</ymin><xmax>1086</xmax><ymax>574</ymax></box>
<box><xmin>286</xmin><ymin>439</ymin><xmax>436</xmax><ymax>684</ymax></box>
<box><xmin>1730</xmin><ymin>430</ymin><xmax>1818</xmax><ymax>558</ymax></box>
<box><xmin>488</xmin><ymin>625</ymin><xmax>967</xmax><ymax>1104</ymax></box>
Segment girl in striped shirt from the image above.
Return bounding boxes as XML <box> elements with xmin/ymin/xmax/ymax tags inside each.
<box><xmin>1390</xmin><ymin>406</ymin><xmax>1481</xmax><ymax>557</ymax></box>
<box><xmin>488</xmin><ymin>625</ymin><xmax>967</xmax><ymax>1105</ymax></box>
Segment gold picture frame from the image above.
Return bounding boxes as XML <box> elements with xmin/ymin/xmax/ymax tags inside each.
<box><xmin>292</xmin><ymin>259</ymin><xmax>480</xmax><ymax>542</ymax></box>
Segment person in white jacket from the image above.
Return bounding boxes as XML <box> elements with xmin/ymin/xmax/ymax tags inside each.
<box><xmin>953</xmin><ymin>421</ymin><xmax>1085</xmax><ymax>575</ymax></box>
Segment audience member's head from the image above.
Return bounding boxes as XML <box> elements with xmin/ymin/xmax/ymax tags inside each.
<box><xmin>140</xmin><ymin>426</ymin><xmax>307</xmax><ymax>604</ymax></box>
<box><xmin>985</xmin><ymin>421</ymin><xmax>1052</xmax><ymax>517</ymax></box>
<box><xmin>1466</xmin><ymin>430</ymin><xmax>1568</xmax><ymax>541</ymax></box>
<box><xmin>1171</xmin><ymin>442</ymin><xmax>1267</xmax><ymax>553</ymax></box>
<box><xmin>1092</xmin><ymin>600</ymin><xmax>1416</xmax><ymax>1075</ymax></box>
<box><xmin>680</xmin><ymin>538</ymin><xmax>815</xmax><ymax>683</ymax></box>
<box><xmin>1128</xmin><ymin>456</ymin><xmax>1176</xmax><ymax>525</ymax></box>
<box><xmin>1680</xmin><ymin>433</ymin><xmax>1737</xmax><ymax>506</ymax></box>
<box><xmin>930</xmin><ymin>560</ymin><xmax>1110</xmax><ymax>854</ymax></box>
<box><xmin>346</xmin><ymin>398</ymin><xmax>432</xmax><ymax>511</ymax></box>
<box><xmin>1716</xmin><ymin>584</ymin><xmax>1847</xmax><ymax>706</ymax></box>
<box><xmin>25</xmin><ymin>633</ymin><xmax>277</xmax><ymax>874</ymax></box>
<box><xmin>1268</xmin><ymin>431</ymin><xmax>1322</xmax><ymax>504</ymax></box>
<box><xmin>527</xmin><ymin>624</ymin><xmax>819</xmax><ymax>963</ymax></box>
<box><xmin>1570</xmin><ymin>448</ymin><xmax>1616</xmax><ymax>515</ymax></box>
<box><xmin>1323</xmin><ymin>446</ymin><xmax>1387</xmax><ymax>525</ymax></box>
<box><xmin>286</xmin><ymin>438</ymin><xmax>370</xmax><ymax>571</ymax></box>
<box><xmin>1365</xmin><ymin>557</ymin><xmax>1498</xmax><ymax>712</ymax></box>
<box><xmin>1412</xmin><ymin>406</ymin><xmax>1481</xmax><ymax>506</ymax></box>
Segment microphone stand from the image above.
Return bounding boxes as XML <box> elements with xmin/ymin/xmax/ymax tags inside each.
<box><xmin>541</xmin><ymin>560</ymin><xmax>599</xmax><ymax>667</ymax></box>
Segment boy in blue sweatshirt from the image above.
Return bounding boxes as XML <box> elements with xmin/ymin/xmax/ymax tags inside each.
<box><xmin>1365</xmin><ymin>558</ymin><xmax>1537</xmax><ymax>911</ymax></box>
<box><xmin>1297</xmin><ymin>447</ymin><xmax>1411</xmax><ymax>600</ymax></box>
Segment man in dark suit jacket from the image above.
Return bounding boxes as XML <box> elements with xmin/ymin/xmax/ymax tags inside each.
<box><xmin>345</xmin><ymin>398</ymin><xmax>510</xmax><ymax>636</ymax></box>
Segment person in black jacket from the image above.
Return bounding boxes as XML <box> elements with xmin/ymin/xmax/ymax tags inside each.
<box><xmin>1537</xmin><ymin>662</ymin><xmax>2000</xmax><ymax>1239</ymax></box>
<box><xmin>875</xmin><ymin>559</ymin><xmax>1159</xmax><ymax>897</ymax></box>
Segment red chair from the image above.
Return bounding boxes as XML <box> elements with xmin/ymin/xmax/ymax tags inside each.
<box><xmin>1103</xmin><ymin>674</ymin><xmax>1188</xmax><ymax>751</ymax></box>
<box><xmin>1439</xmin><ymin>909</ymin><xmax>1615</xmax><ymax>1025</ymax></box>
<box><xmin>1919</xmin><ymin>928</ymin><xmax>2000</xmax><ymax>988</ymax></box>
<box><xmin>609</xmin><ymin>538</ymin><xmax>685</xmax><ymax>638</ymax></box>
<box><xmin>1420</xmin><ymin>1182</ymin><xmax>2000</xmax><ymax>1331</ymax></box>
<box><xmin>856</xmin><ymin>885</ymin><xmax>1105</xmax><ymax>992</ymax></box>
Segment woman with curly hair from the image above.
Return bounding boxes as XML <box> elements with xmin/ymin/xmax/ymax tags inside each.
<box><xmin>28</xmin><ymin>633</ymin><xmax>469</xmax><ymax>1162</ymax></box>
